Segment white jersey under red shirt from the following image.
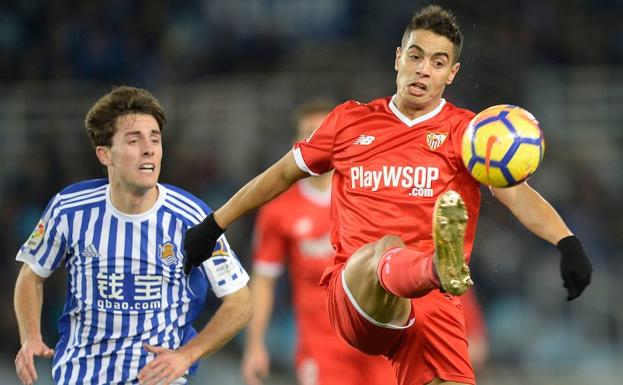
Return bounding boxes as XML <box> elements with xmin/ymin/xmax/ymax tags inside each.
<box><xmin>292</xmin><ymin>96</ymin><xmax>481</xmax><ymax>282</ymax></box>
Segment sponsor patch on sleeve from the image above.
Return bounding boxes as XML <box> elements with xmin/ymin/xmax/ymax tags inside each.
<box><xmin>25</xmin><ymin>220</ymin><xmax>46</xmax><ymax>250</ymax></box>
<box><xmin>206</xmin><ymin>257</ymin><xmax>237</xmax><ymax>283</ymax></box>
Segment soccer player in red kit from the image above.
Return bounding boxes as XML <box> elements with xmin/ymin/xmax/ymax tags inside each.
<box><xmin>241</xmin><ymin>102</ymin><xmax>395</xmax><ymax>385</ymax></box>
<box><xmin>184</xmin><ymin>6</ymin><xmax>592</xmax><ymax>385</ymax></box>
<box><xmin>461</xmin><ymin>289</ymin><xmax>489</xmax><ymax>371</ymax></box>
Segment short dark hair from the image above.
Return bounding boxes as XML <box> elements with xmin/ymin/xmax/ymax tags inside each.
<box><xmin>85</xmin><ymin>86</ymin><xmax>166</xmax><ymax>148</ymax></box>
<box><xmin>402</xmin><ymin>5</ymin><xmax>463</xmax><ymax>62</ymax></box>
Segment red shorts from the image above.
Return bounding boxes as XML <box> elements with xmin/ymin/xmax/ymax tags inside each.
<box><xmin>296</xmin><ymin>341</ymin><xmax>396</xmax><ymax>385</ymax></box>
<box><xmin>325</xmin><ymin>265</ymin><xmax>475</xmax><ymax>385</ymax></box>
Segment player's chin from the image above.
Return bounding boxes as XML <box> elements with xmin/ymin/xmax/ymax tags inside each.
<box><xmin>134</xmin><ymin>174</ymin><xmax>159</xmax><ymax>189</ymax></box>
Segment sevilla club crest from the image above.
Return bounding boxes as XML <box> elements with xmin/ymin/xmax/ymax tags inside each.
<box><xmin>426</xmin><ymin>132</ymin><xmax>447</xmax><ymax>151</ymax></box>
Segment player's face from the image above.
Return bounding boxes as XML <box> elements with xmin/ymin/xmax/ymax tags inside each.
<box><xmin>394</xmin><ymin>29</ymin><xmax>460</xmax><ymax>117</ymax></box>
<box><xmin>296</xmin><ymin>112</ymin><xmax>328</xmax><ymax>141</ymax></box>
<box><xmin>97</xmin><ymin>113</ymin><xmax>162</xmax><ymax>194</ymax></box>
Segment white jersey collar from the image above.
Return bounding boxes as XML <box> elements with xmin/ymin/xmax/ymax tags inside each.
<box><xmin>106</xmin><ymin>183</ymin><xmax>166</xmax><ymax>221</ymax></box>
<box><xmin>389</xmin><ymin>95</ymin><xmax>446</xmax><ymax>127</ymax></box>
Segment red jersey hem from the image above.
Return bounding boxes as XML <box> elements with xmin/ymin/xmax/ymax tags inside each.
<box><xmin>409</xmin><ymin>370</ymin><xmax>475</xmax><ymax>385</ymax></box>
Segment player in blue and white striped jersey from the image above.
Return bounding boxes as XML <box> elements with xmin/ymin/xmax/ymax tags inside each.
<box><xmin>14</xmin><ymin>86</ymin><xmax>252</xmax><ymax>385</ymax></box>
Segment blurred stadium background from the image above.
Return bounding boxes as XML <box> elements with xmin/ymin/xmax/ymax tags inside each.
<box><xmin>1</xmin><ymin>0</ymin><xmax>622</xmax><ymax>384</ymax></box>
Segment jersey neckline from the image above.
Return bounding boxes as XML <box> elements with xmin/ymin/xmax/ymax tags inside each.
<box><xmin>388</xmin><ymin>95</ymin><xmax>446</xmax><ymax>127</ymax></box>
<box><xmin>105</xmin><ymin>183</ymin><xmax>167</xmax><ymax>221</ymax></box>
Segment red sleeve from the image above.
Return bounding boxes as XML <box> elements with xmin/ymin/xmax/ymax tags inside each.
<box><xmin>251</xmin><ymin>202</ymin><xmax>288</xmax><ymax>277</ymax></box>
<box><xmin>292</xmin><ymin>101</ymin><xmax>355</xmax><ymax>175</ymax></box>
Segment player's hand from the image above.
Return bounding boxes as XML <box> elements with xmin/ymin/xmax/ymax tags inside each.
<box><xmin>557</xmin><ymin>235</ymin><xmax>593</xmax><ymax>301</ymax></box>
<box><xmin>137</xmin><ymin>344</ymin><xmax>193</xmax><ymax>385</ymax></box>
<box><xmin>183</xmin><ymin>213</ymin><xmax>225</xmax><ymax>275</ymax></box>
<box><xmin>15</xmin><ymin>338</ymin><xmax>54</xmax><ymax>385</ymax></box>
<box><xmin>241</xmin><ymin>343</ymin><xmax>270</xmax><ymax>385</ymax></box>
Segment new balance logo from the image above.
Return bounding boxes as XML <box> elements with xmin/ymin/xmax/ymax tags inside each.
<box><xmin>353</xmin><ymin>135</ymin><xmax>375</xmax><ymax>145</ymax></box>
<box><xmin>82</xmin><ymin>244</ymin><xmax>100</xmax><ymax>258</ymax></box>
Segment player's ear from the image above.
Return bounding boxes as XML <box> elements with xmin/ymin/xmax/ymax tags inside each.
<box><xmin>95</xmin><ymin>146</ymin><xmax>112</xmax><ymax>167</ymax></box>
<box><xmin>446</xmin><ymin>62</ymin><xmax>461</xmax><ymax>85</ymax></box>
<box><xmin>395</xmin><ymin>47</ymin><xmax>402</xmax><ymax>71</ymax></box>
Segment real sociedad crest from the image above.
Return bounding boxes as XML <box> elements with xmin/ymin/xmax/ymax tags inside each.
<box><xmin>159</xmin><ymin>242</ymin><xmax>178</xmax><ymax>265</ymax></box>
<box><xmin>426</xmin><ymin>132</ymin><xmax>447</xmax><ymax>151</ymax></box>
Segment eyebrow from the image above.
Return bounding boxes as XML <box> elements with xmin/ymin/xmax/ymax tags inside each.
<box><xmin>407</xmin><ymin>44</ymin><xmax>450</xmax><ymax>59</ymax></box>
<box><xmin>123</xmin><ymin>129</ymin><xmax>161</xmax><ymax>137</ymax></box>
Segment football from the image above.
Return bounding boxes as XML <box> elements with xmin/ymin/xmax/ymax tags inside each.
<box><xmin>461</xmin><ymin>104</ymin><xmax>545</xmax><ymax>187</ymax></box>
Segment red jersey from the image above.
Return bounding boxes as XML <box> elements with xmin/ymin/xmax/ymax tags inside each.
<box><xmin>253</xmin><ymin>179</ymin><xmax>396</xmax><ymax>384</ymax></box>
<box><xmin>293</xmin><ymin>97</ymin><xmax>481</xmax><ymax>281</ymax></box>
<box><xmin>252</xmin><ymin>180</ymin><xmax>338</xmax><ymax>345</ymax></box>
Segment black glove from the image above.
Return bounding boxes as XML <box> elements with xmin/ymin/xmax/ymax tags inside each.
<box><xmin>183</xmin><ymin>213</ymin><xmax>226</xmax><ymax>275</ymax></box>
<box><xmin>557</xmin><ymin>235</ymin><xmax>592</xmax><ymax>301</ymax></box>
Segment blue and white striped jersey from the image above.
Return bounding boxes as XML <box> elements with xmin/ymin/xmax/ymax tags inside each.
<box><xmin>16</xmin><ymin>179</ymin><xmax>249</xmax><ymax>385</ymax></box>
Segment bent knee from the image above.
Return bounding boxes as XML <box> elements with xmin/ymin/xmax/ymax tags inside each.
<box><xmin>374</xmin><ymin>235</ymin><xmax>405</xmax><ymax>256</ymax></box>
<box><xmin>344</xmin><ymin>236</ymin><xmax>412</xmax><ymax>323</ymax></box>
<box><xmin>347</xmin><ymin>242</ymin><xmax>377</xmax><ymax>272</ymax></box>
<box><xmin>347</xmin><ymin>235</ymin><xmax>406</xmax><ymax>276</ymax></box>
<box><xmin>376</xmin><ymin>235</ymin><xmax>405</xmax><ymax>252</ymax></box>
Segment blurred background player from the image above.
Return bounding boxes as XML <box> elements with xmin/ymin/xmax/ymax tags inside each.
<box><xmin>13</xmin><ymin>86</ymin><xmax>252</xmax><ymax>385</ymax></box>
<box><xmin>241</xmin><ymin>101</ymin><xmax>395</xmax><ymax>385</ymax></box>
<box><xmin>182</xmin><ymin>6</ymin><xmax>593</xmax><ymax>385</ymax></box>
<box><xmin>461</xmin><ymin>289</ymin><xmax>489</xmax><ymax>372</ymax></box>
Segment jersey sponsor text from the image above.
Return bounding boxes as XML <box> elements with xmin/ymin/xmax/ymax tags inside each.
<box><xmin>350</xmin><ymin>165</ymin><xmax>439</xmax><ymax>196</ymax></box>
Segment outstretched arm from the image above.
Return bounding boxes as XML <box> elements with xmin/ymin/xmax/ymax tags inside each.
<box><xmin>138</xmin><ymin>286</ymin><xmax>253</xmax><ymax>385</ymax></box>
<box><xmin>491</xmin><ymin>182</ymin><xmax>572</xmax><ymax>245</ymax></box>
<box><xmin>215</xmin><ymin>150</ymin><xmax>308</xmax><ymax>228</ymax></box>
<box><xmin>491</xmin><ymin>182</ymin><xmax>592</xmax><ymax>300</ymax></box>
<box><xmin>241</xmin><ymin>274</ymin><xmax>278</xmax><ymax>385</ymax></box>
<box><xmin>184</xmin><ymin>151</ymin><xmax>308</xmax><ymax>273</ymax></box>
<box><xmin>14</xmin><ymin>264</ymin><xmax>55</xmax><ymax>385</ymax></box>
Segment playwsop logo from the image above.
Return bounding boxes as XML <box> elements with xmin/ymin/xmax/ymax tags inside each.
<box><xmin>26</xmin><ymin>220</ymin><xmax>46</xmax><ymax>250</ymax></box>
<box><xmin>349</xmin><ymin>165</ymin><xmax>440</xmax><ymax>197</ymax></box>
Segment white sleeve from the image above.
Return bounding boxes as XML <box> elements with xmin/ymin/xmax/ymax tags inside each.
<box><xmin>15</xmin><ymin>195</ymin><xmax>68</xmax><ymax>278</ymax></box>
<box><xmin>200</xmin><ymin>235</ymin><xmax>250</xmax><ymax>298</ymax></box>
